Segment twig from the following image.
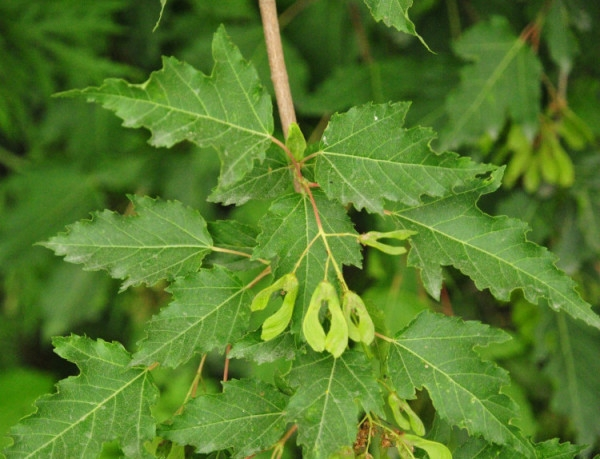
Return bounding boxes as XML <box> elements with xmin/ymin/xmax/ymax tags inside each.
<box><xmin>223</xmin><ymin>344</ymin><xmax>232</xmax><ymax>382</ymax></box>
<box><xmin>259</xmin><ymin>0</ymin><xmax>297</xmax><ymax>138</ymax></box>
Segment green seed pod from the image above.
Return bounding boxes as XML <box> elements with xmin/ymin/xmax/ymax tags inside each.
<box><xmin>303</xmin><ymin>281</ymin><xmax>329</xmax><ymax>352</ymax></box>
<box><xmin>359</xmin><ymin>230</ymin><xmax>416</xmax><ymax>255</ymax></box>
<box><xmin>261</xmin><ymin>275</ymin><xmax>299</xmax><ymax>341</ymax></box>
<box><xmin>343</xmin><ymin>291</ymin><xmax>374</xmax><ymax>345</ymax></box>
<box><xmin>251</xmin><ymin>273</ymin><xmax>297</xmax><ymax>312</ymax></box>
<box><xmin>388</xmin><ymin>392</ymin><xmax>411</xmax><ymax>431</ymax></box>
<box><xmin>324</xmin><ymin>290</ymin><xmax>348</xmax><ymax>358</ymax></box>
<box><xmin>549</xmin><ymin>141</ymin><xmax>574</xmax><ymax>187</ymax></box>
<box><xmin>402</xmin><ymin>435</ymin><xmax>451</xmax><ymax>459</ymax></box>
<box><xmin>523</xmin><ymin>153</ymin><xmax>541</xmax><ymax>192</ymax></box>
<box><xmin>388</xmin><ymin>393</ymin><xmax>425</xmax><ymax>436</ymax></box>
<box><xmin>303</xmin><ymin>280</ymin><xmax>348</xmax><ymax>356</ymax></box>
<box><xmin>539</xmin><ymin>139</ymin><xmax>560</xmax><ymax>183</ymax></box>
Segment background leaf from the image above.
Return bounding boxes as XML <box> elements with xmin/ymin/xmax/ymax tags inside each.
<box><xmin>42</xmin><ymin>195</ymin><xmax>213</xmax><ymax>291</ymax></box>
<box><xmin>537</xmin><ymin>311</ymin><xmax>600</xmax><ymax>456</ymax></box>
<box><xmin>5</xmin><ymin>335</ymin><xmax>157</xmax><ymax>459</ymax></box>
<box><xmin>389</xmin><ymin>169</ymin><xmax>600</xmax><ymax>329</ymax></box>
<box><xmin>440</xmin><ymin>16</ymin><xmax>542</xmax><ymax>149</ymax></box>
<box><xmin>60</xmin><ymin>25</ymin><xmax>273</xmax><ymax>188</ymax></box>
<box><xmin>287</xmin><ymin>350</ymin><xmax>383</xmax><ymax>458</ymax></box>
<box><xmin>160</xmin><ymin>379</ymin><xmax>288</xmax><ymax>458</ymax></box>
<box><xmin>316</xmin><ymin>102</ymin><xmax>495</xmax><ymax>213</ymax></box>
<box><xmin>386</xmin><ymin>311</ymin><xmax>533</xmax><ymax>455</ymax></box>
<box><xmin>132</xmin><ymin>266</ymin><xmax>251</xmax><ymax>368</ymax></box>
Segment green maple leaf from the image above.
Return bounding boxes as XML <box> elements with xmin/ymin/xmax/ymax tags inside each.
<box><xmin>160</xmin><ymin>379</ymin><xmax>288</xmax><ymax>458</ymax></box>
<box><xmin>362</xmin><ymin>0</ymin><xmax>431</xmax><ymax>50</ymax></box>
<box><xmin>388</xmin><ymin>168</ymin><xmax>600</xmax><ymax>329</ymax></box>
<box><xmin>253</xmin><ymin>190</ymin><xmax>362</xmax><ymax>332</ymax></box>
<box><xmin>59</xmin><ymin>25</ymin><xmax>273</xmax><ymax>188</ymax></box>
<box><xmin>286</xmin><ymin>350</ymin><xmax>383</xmax><ymax>458</ymax></box>
<box><xmin>440</xmin><ymin>16</ymin><xmax>542</xmax><ymax>149</ymax></box>
<box><xmin>316</xmin><ymin>102</ymin><xmax>495</xmax><ymax>213</ymax></box>
<box><xmin>208</xmin><ymin>144</ymin><xmax>292</xmax><ymax>206</ymax></box>
<box><xmin>4</xmin><ymin>335</ymin><xmax>157</xmax><ymax>459</ymax></box>
<box><xmin>387</xmin><ymin>311</ymin><xmax>533</xmax><ymax>455</ymax></box>
<box><xmin>229</xmin><ymin>331</ymin><xmax>296</xmax><ymax>364</ymax></box>
<box><xmin>42</xmin><ymin>195</ymin><xmax>213</xmax><ymax>291</ymax></box>
<box><xmin>132</xmin><ymin>266</ymin><xmax>252</xmax><ymax>368</ymax></box>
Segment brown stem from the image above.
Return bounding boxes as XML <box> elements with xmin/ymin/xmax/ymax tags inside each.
<box><xmin>223</xmin><ymin>344</ymin><xmax>232</xmax><ymax>382</ymax></box>
<box><xmin>259</xmin><ymin>0</ymin><xmax>297</xmax><ymax>138</ymax></box>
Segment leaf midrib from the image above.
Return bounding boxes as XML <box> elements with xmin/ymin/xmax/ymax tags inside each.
<box><xmin>26</xmin><ymin>351</ymin><xmax>149</xmax><ymax>459</ymax></box>
<box><xmin>391</xmin><ymin>339</ymin><xmax>530</xmax><ymax>454</ymax></box>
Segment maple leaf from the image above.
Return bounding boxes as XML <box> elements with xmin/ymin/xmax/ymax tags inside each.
<box><xmin>362</xmin><ymin>0</ymin><xmax>431</xmax><ymax>50</ymax></box>
<box><xmin>4</xmin><ymin>335</ymin><xmax>157</xmax><ymax>459</ymax></box>
<box><xmin>42</xmin><ymin>195</ymin><xmax>213</xmax><ymax>291</ymax></box>
<box><xmin>316</xmin><ymin>102</ymin><xmax>495</xmax><ymax>213</ymax></box>
<box><xmin>286</xmin><ymin>350</ymin><xmax>383</xmax><ymax>458</ymax></box>
<box><xmin>386</xmin><ymin>311</ymin><xmax>534</xmax><ymax>455</ymax></box>
<box><xmin>208</xmin><ymin>144</ymin><xmax>293</xmax><ymax>206</ymax></box>
<box><xmin>58</xmin><ymin>25</ymin><xmax>273</xmax><ymax>188</ymax></box>
<box><xmin>132</xmin><ymin>266</ymin><xmax>252</xmax><ymax>368</ymax></box>
<box><xmin>253</xmin><ymin>190</ymin><xmax>362</xmax><ymax>332</ymax></box>
<box><xmin>440</xmin><ymin>16</ymin><xmax>542</xmax><ymax>149</ymax></box>
<box><xmin>388</xmin><ymin>168</ymin><xmax>600</xmax><ymax>329</ymax></box>
<box><xmin>160</xmin><ymin>379</ymin><xmax>288</xmax><ymax>458</ymax></box>
<box><xmin>453</xmin><ymin>436</ymin><xmax>583</xmax><ymax>458</ymax></box>
<box><xmin>229</xmin><ymin>331</ymin><xmax>297</xmax><ymax>364</ymax></box>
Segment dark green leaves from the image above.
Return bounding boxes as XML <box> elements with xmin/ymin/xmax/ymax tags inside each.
<box><xmin>132</xmin><ymin>266</ymin><xmax>252</xmax><ymax>368</ymax></box>
<box><xmin>59</xmin><ymin>26</ymin><xmax>273</xmax><ymax>188</ymax></box>
<box><xmin>161</xmin><ymin>379</ymin><xmax>288</xmax><ymax>458</ymax></box>
<box><xmin>389</xmin><ymin>169</ymin><xmax>600</xmax><ymax>329</ymax></box>
<box><xmin>316</xmin><ymin>102</ymin><xmax>494</xmax><ymax>213</ymax></box>
<box><xmin>5</xmin><ymin>335</ymin><xmax>157</xmax><ymax>459</ymax></box>
<box><xmin>42</xmin><ymin>195</ymin><xmax>213</xmax><ymax>291</ymax></box>
<box><xmin>387</xmin><ymin>311</ymin><xmax>533</xmax><ymax>455</ymax></box>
